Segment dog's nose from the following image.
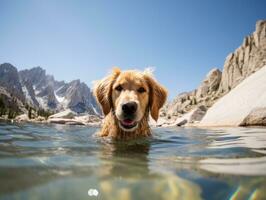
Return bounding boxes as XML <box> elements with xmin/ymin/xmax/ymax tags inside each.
<box><xmin>122</xmin><ymin>101</ymin><xmax>137</xmax><ymax>115</ymax></box>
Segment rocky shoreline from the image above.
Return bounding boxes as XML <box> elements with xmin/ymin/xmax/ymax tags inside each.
<box><xmin>0</xmin><ymin>109</ymin><xmax>102</xmax><ymax>127</ymax></box>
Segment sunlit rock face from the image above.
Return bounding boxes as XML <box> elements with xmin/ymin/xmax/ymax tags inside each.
<box><xmin>200</xmin><ymin>65</ymin><xmax>266</xmax><ymax>126</ymax></box>
<box><xmin>196</xmin><ymin>68</ymin><xmax>222</xmax><ymax>99</ymax></box>
<box><xmin>162</xmin><ymin>20</ymin><xmax>266</xmax><ymax>126</ymax></box>
<box><xmin>218</xmin><ymin>20</ymin><xmax>266</xmax><ymax>94</ymax></box>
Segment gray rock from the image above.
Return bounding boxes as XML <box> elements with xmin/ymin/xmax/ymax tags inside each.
<box><xmin>176</xmin><ymin>119</ymin><xmax>187</xmax><ymax>126</ymax></box>
<box><xmin>240</xmin><ymin>107</ymin><xmax>266</xmax><ymax>126</ymax></box>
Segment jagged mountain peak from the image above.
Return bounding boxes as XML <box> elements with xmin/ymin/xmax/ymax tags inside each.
<box><xmin>0</xmin><ymin>63</ymin><xmax>17</xmax><ymax>70</ymax></box>
<box><xmin>0</xmin><ymin>63</ymin><xmax>100</xmax><ymax>115</ymax></box>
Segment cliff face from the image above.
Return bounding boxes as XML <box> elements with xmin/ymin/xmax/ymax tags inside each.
<box><xmin>163</xmin><ymin>20</ymin><xmax>266</xmax><ymax>125</ymax></box>
<box><xmin>218</xmin><ymin>20</ymin><xmax>266</xmax><ymax>94</ymax></box>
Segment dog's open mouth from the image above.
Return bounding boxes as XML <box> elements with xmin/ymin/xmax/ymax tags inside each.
<box><xmin>119</xmin><ymin>119</ymin><xmax>138</xmax><ymax>130</ymax></box>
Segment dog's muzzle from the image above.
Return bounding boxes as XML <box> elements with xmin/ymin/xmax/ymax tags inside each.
<box><xmin>119</xmin><ymin>101</ymin><xmax>138</xmax><ymax>130</ymax></box>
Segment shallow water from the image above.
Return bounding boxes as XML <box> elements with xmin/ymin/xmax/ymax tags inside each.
<box><xmin>0</xmin><ymin>122</ymin><xmax>266</xmax><ymax>200</ymax></box>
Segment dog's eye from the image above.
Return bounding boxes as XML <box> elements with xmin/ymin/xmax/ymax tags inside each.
<box><xmin>115</xmin><ymin>85</ymin><xmax>123</xmax><ymax>92</ymax></box>
<box><xmin>137</xmin><ymin>87</ymin><xmax>146</xmax><ymax>93</ymax></box>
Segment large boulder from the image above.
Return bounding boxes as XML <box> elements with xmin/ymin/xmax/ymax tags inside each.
<box><xmin>240</xmin><ymin>107</ymin><xmax>266</xmax><ymax>126</ymax></box>
<box><xmin>15</xmin><ymin>114</ymin><xmax>29</xmax><ymax>122</ymax></box>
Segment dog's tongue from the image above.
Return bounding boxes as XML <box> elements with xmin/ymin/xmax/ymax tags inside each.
<box><xmin>122</xmin><ymin>119</ymin><xmax>134</xmax><ymax>125</ymax></box>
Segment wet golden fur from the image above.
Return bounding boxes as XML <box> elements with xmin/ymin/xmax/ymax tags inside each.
<box><xmin>94</xmin><ymin>68</ymin><xmax>167</xmax><ymax>139</ymax></box>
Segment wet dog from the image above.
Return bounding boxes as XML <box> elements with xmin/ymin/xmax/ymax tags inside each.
<box><xmin>94</xmin><ymin>68</ymin><xmax>167</xmax><ymax>139</ymax></box>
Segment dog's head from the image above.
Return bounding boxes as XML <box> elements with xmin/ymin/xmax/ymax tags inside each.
<box><xmin>94</xmin><ymin>68</ymin><xmax>167</xmax><ymax>132</ymax></box>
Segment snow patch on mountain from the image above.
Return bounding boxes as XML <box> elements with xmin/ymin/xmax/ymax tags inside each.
<box><xmin>22</xmin><ymin>86</ymin><xmax>33</xmax><ymax>105</ymax></box>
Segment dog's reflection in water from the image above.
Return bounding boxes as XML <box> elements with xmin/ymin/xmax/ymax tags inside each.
<box><xmin>97</xmin><ymin>140</ymin><xmax>202</xmax><ymax>200</ymax></box>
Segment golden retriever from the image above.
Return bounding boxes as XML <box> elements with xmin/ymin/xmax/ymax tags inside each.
<box><xmin>93</xmin><ymin>68</ymin><xmax>167</xmax><ymax>139</ymax></box>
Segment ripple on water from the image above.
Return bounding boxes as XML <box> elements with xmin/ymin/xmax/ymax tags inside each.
<box><xmin>0</xmin><ymin>122</ymin><xmax>266</xmax><ymax>200</ymax></box>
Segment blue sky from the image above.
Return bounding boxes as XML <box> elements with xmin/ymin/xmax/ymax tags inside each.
<box><xmin>0</xmin><ymin>0</ymin><xmax>265</xmax><ymax>100</ymax></box>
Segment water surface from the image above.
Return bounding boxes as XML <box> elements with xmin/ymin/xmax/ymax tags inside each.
<box><xmin>0</xmin><ymin>122</ymin><xmax>266</xmax><ymax>200</ymax></box>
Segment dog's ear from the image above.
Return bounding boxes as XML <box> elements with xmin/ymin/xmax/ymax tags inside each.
<box><xmin>144</xmin><ymin>74</ymin><xmax>167</xmax><ymax>121</ymax></box>
<box><xmin>93</xmin><ymin>67</ymin><xmax>121</xmax><ymax>115</ymax></box>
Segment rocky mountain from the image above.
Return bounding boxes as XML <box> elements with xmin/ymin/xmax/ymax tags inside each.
<box><xmin>218</xmin><ymin>20</ymin><xmax>266</xmax><ymax>94</ymax></box>
<box><xmin>161</xmin><ymin>67</ymin><xmax>223</xmax><ymax>123</ymax></box>
<box><xmin>162</xmin><ymin>20</ymin><xmax>266</xmax><ymax>126</ymax></box>
<box><xmin>55</xmin><ymin>79</ymin><xmax>100</xmax><ymax>113</ymax></box>
<box><xmin>0</xmin><ymin>63</ymin><xmax>25</xmax><ymax>102</ymax></box>
<box><xmin>0</xmin><ymin>63</ymin><xmax>100</xmax><ymax>116</ymax></box>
